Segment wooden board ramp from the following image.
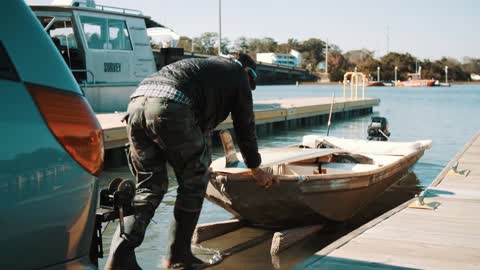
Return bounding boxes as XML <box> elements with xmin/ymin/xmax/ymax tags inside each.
<box><xmin>97</xmin><ymin>97</ymin><xmax>380</xmax><ymax>150</ymax></box>
<box><xmin>192</xmin><ymin>219</ymin><xmax>245</xmax><ymax>244</ymax></box>
<box><xmin>294</xmin><ymin>132</ymin><xmax>480</xmax><ymax>270</ymax></box>
<box><xmin>192</xmin><ymin>220</ymin><xmax>325</xmax><ymax>265</ymax></box>
<box><xmin>270</xmin><ymin>224</ymin><xmax>324</xmax><ymax>255</ymax></box>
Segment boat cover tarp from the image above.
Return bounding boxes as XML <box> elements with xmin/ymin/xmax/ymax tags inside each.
<box><xmin>302</xmin><ymin>135</ymin><xmax>432</xmax><ymax>156</ymax></box>
<box><xmin>211</xmin><ymin>147</ymin><xmax>343</xmax><ymax>173</ymax></box>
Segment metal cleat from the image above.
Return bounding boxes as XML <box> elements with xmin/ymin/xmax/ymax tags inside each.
<box><xmin>408</xmin><ymin>192</ymin><xmax>440</xmax><ymax>210</ymax></box>
<box><xmin>447</xmin><ymin>161</ymin><xmax>471</xmax><ymax>177</ymax></box>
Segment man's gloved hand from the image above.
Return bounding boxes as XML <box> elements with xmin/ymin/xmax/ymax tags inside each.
<box><xmin>251</xmin><ymin>167</ymin><xmax>278</xmax><ymax>188</ymax></box>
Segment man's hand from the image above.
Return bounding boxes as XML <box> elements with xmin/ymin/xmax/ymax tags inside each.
<box><xmin>251</xmin><ymin>167</ymin><xmax>278</xmax><ymax>188</ymax></box>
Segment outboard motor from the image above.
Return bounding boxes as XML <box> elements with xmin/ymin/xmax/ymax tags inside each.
<box><xmin>367</xmin><ymin>117</ymin><xmax>390</xmax><ymax>141</ymax></box>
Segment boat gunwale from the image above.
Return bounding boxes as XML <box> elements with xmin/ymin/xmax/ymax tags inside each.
<box><xmin>212</xmin><ymin>148</ymin><xmax>425</xmax><ymax>193</ymax></box>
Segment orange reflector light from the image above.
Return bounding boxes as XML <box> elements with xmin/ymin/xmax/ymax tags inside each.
<box><xmin>27</xmin><ymin>83</ymin><xmax>104</xmax><ymax>176</ymax></box>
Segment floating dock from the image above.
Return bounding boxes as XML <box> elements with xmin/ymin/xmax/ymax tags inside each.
<box><xmin>97</xmin><ymin>97</ymin><xmax>380</xmax><ymax>151</ymax></box>
<box><xmin>295</xmin><ymin>132</ymin><xmax>480</xmax><ymax>270</ymax></box>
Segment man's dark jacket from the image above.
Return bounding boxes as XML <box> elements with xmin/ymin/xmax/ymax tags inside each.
<box><xmin>138</xmin><ymin>56</ymin><xmax>261</xmax><ymax>169</ymax></box>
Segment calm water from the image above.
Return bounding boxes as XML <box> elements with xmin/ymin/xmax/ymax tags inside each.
<box><xmin>98</xmin><ymin>84</ymin><xmax>480</xmax><ymax>269</ymax></box>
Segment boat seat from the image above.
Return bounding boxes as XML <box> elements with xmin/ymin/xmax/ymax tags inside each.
<box><xmin>323</xmin><ymin>163</ymin><xmax>380</xmax><ymax>172</ymax></box>
<box><xmin>302</xmin><ymin>136</ymin><xmax>431</xmax><ymax>156</ymax></box>
<box><xmin>284</xmin><ymin>164</ymin><xmax>350</xmax><ymax>176</ymax></box>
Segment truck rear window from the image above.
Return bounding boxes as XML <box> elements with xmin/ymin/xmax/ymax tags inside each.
<box><xmin>0</xmin><ymin>42</ymin><xmax>19</xmax><ymax>82</ymax></box>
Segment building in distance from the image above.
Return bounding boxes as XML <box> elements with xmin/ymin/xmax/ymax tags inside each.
<box><xmin>256</xmin><ymin>50</ymin><xmax>302</xmax><ymax>68</ymax></box>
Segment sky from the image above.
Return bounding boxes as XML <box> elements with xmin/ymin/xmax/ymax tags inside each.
<box><xmin>26</xmin><ymin>0</ymin><xmax>479</xmax><ymax>61</ymax></box>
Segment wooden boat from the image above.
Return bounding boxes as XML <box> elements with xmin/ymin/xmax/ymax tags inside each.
<box><xmin>396</xmin><ymin>72</ymin><xmax>435</xmax><ymax>87</ymax></box>
<box><xmin>396</xmin><ymin>79</ymin><xmax>435</xmax><ymax>87</ymax></box>
<box><xmin>206</xmin><ymin>132</ymin><xmax>431</xmax><ymax>229</ymax></box>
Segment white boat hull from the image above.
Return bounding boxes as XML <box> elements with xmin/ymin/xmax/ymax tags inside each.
<box><xmin>82</xmin><ymin>84</ymin><xmax>137</xmax><ymax>113</ymax></box>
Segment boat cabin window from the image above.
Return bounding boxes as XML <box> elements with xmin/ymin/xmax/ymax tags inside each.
<box><xmin>80</xmin><ymin>16</ymin><xmax>132</xmax><ymax>51</ymax></box>
<box><xmin>49</xmin><ymin>21</ymin><xmax>78</xmax><ymax>50</ymax></box>
<box><xmin>81</xmin><ymin>16</ymin><xmax>105</xmax><ymax>49</ymax></box>
<box><xmin>108</xmin><ymin>19</ymin><xmax>133</xmax><ymax>50</ymax></box>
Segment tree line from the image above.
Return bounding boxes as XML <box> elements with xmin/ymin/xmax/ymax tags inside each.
<box><xmin>176</xmin><ymin>32</ymin><xmax>480</xmax><ymax>82</ymax></box>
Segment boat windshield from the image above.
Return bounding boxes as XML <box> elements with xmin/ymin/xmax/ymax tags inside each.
<box><xmin>80</xmin><ymin>16</ymin><xmax>132</xmax><ymax>51</ymax></box>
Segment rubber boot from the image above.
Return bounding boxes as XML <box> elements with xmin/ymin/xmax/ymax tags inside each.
<box><xmin>104</xmin><ymin>211</ymin><xmax>152</xmax><ymax>270</ymax></box>
<box><xmin>163</xmin><ymin>207</ymin><xmax>209</xmax><ymax>269</ymax></box>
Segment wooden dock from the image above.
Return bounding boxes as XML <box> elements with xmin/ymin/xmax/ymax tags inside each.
<box><xmin>97</xmin><ymin>97</ymin><xmax>379</xmax><ymax>150</ymax></box>
<box><xmin>294</xmin><ymin>132</ymin><xmax>480</xmax><ymax>270</ymax></box>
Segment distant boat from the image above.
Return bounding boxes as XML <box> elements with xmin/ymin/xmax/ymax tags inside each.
<box><xmin>207</xmin><ymin>132</ymin><xmax>431</xmax><ymax>228</ymax></box>
<box><xmin>367</xmin><ymin>81</ymin><xmax>385</xmax><ymax>87</ymax></box>
<box><xmin>396</xmin><ymin>79</ymin><xmax>435</xmax><ymax>87</ymax></box>
<box><xmin>471</xmin><ymin>74</ymin><xmax>480</xmax><ymax>81</ymax></box>
<box><xmin>396</xmin><ymin>72</ymin><xmax>435</xmax><ymax>87</ymax></box>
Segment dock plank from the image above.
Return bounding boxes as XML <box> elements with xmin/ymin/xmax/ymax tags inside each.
<box><xmin>97</xmin><ymin>97</ymin><xmax>379</xmax><ymax>150</ymax></box>
<box><xmin>295</xmin><ymin>132</ymin><xmax>480</xmax><ymax>270</ymax></box>
<box><xmin>330</xmin><ymin>238</ymin><xmax>480</xmax><ymax>270</ymax></box>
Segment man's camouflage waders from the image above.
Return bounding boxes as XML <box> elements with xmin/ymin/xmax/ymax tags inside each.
<box><xmin>104</xmin><ymin>96</ymin><xmax>211</xmax><ymax>270</ymax></box>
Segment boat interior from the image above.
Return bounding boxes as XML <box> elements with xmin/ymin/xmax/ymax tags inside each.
<box><xmin>266</xmin><ymin>136</ymin><xmax>432</xmax><ymax>177</ymax></box>
<box><xmin>271</xmin><ymin>152</ymin><xmax>402</xmax><ymax>177</ymax></box>
<box><xmin>213</xmin><ymin>132</ymin><xmax>430</xmax><ymax>178</ymax></box>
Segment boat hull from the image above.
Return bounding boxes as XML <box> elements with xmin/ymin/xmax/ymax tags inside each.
<box><xmin>367</xmin><ymin>81</ymin><xmax>385</xmax><ymax>87</ymax></box>
<box><xmin>206</xmin><ymin>149</ymin><xmax>426</xmax><ymax>229</ymax></box>
<box><xmin>82</xmin><ymin>84</ymin><xmax>137</xmax><ymax>113</ymax></box>
<box><xmin>396</xmin><ymin>79</ymin><xmax>435</xmax><ymax>87</ymax></box>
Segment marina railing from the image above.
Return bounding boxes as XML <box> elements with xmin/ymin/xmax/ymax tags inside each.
<box><xmin>90</xmin><ymin>4</ymin><xmax>143</xmax><ymax>16</ymax></box>
<box><xmin>343</xmin><ymin>70</ymin><xmax>366</xmax><ymax>99</ymax></box>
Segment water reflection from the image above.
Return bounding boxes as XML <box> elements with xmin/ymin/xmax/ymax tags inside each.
<box><xmin>98</xmin><ymin>84</ymin><xmax>480</xmax><ymax>269</ymax></box>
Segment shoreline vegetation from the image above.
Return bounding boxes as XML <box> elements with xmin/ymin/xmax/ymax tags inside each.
<box><xmin>174</xmin><ymin>33</ymin><xmax>480</xmax><ymax>83</ymax></box>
